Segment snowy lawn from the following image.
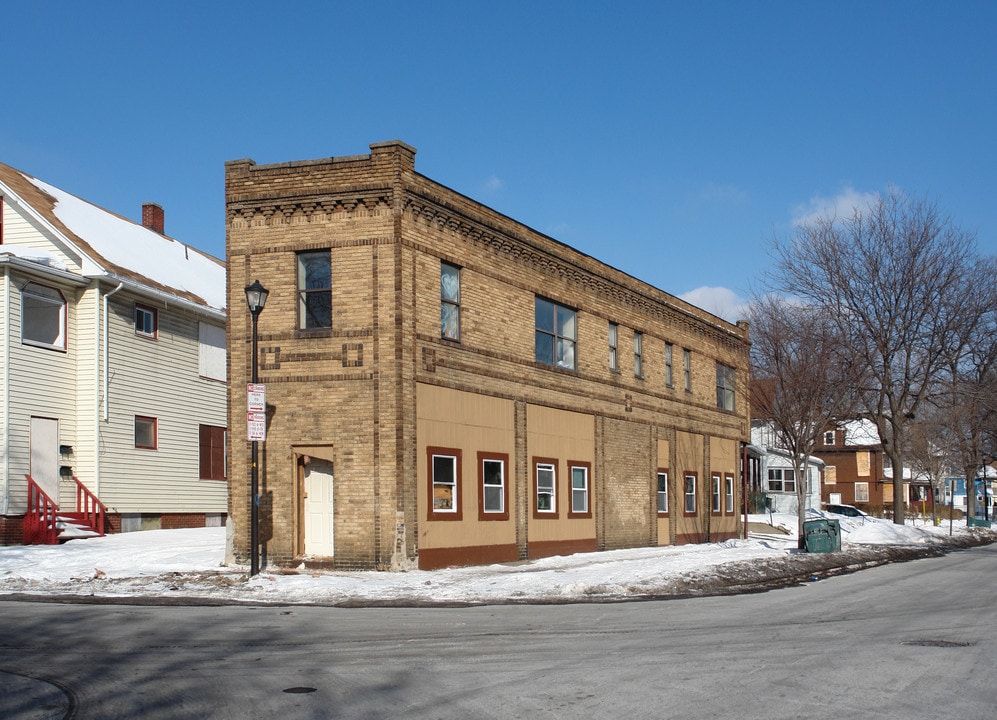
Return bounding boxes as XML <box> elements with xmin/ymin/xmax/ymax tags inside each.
<box><xmin>0</xmin><ymin>511</ymin><xmax>989</xmax><ymax>605</ymax></box>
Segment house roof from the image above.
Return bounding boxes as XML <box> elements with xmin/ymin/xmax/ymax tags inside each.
<box><xmin>0</xmin><ymin>162</ymin><xmax>225</xmax><ymax>311</ymax></box>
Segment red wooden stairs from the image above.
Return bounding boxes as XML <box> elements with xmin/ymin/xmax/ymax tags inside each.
<box><xmin>24</xmin><ymin>474</ymin><xmax>107</xmax><ymax>544</ymax></box>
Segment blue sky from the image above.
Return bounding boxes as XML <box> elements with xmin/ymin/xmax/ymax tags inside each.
<box><xmin>2</xmin><ymin>1</ymin><xmax>994</xmax><ymax>320</ymax></box>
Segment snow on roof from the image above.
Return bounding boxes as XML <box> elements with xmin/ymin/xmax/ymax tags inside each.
<box><xmin>0</xmin><ymin>242</ymin><xmax>70</xmax><ymax>272</ymax></box>
<box><xmin>841</xmin><ymin>418</ymin><xmax>880</xmax><ymax>446</ymax></box>
<box><xmin>0</xmin><ymin>162</ymin><xmax>225</xmax><ymax>311</ymax></box>
<box><xmin>28</xmin><ymin>176</ymin><xmax>225</xmax><ymax>311</ymax></box>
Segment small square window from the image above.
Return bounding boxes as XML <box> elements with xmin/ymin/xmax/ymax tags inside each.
<box><xmin>135</xmin><ymin>416</ymin><xmax>157</xmax><ymax>450</ymax></box>
<box><xmin>823</xmin><ymin>430</ymin><xmax>835</xmax><ymax>446</ymax></box>
<box><xmin>135</xmin><ymin>303</ymin><xmax>158</xmax><ymax>339</ymax></box>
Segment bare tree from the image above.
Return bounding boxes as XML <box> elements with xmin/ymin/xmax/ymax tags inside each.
<box><xmin>748</xmin><ymin>295</ymin><xmax>863</xmax><ymax>547</ymax></box>
<box><xmin>775</xmin><ymin>191</ymin><xmax>983</xmax><ymax>525</ymax></box>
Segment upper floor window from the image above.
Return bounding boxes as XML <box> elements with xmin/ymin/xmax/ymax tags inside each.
<box><xmin>535</xmin><ymin>297</ymin><xmax>576</xmax><ymax>370</ymax></box>
<box><xmin>441</xmin><ymin>262</ymin><xmax>461</xmax><ymax>340</ymax></box>
<box><xmin>683</xmin><ymin>349</ymin><xmax>692</xmax><ymax>392</ymax></box>
<box><xmin>134</xmin><ymin>415</ymin><xmax>158</xmax><ymax>450</ymax></box>
<box><xmin>823</xmin><ymin>430</ymin><xmax>835</xmax><ymax>445</ymax></box>
<box><xmin>608</xmin><ymin>322</ymin><xmax>619</xmax><ymax>372</ymax></box>
<box><xmin>297</xmin><ymin>250</ymin><xmax>332</xmax><ymax>330</ymax></box>
<box><xmin>135</xmin><ymin>303</ymin><xmax>158</xmax><ymax>339</ymax></box>
<box><xmin>198</xmin><ymin>322</ymin><xmax>226</xmax><ymax>382</ymax></box>
<box><xmin>716</xmin><ymin>363</ymin><xmax>735</xmax><ymax>411</ymax></box>
<box><xmin>633</xmin><ymin>332</ymin><xmax>643</xmax><ymax>378</ymax></box>
<box><xmin>21</xmin><ymin>282</ymin><xmax>67</xmax><ymax>351</ymax></box>
<box><xmin>665</xmin><ymin>343</ymin><xmax>673</xmax><ymax>387</ymax></box>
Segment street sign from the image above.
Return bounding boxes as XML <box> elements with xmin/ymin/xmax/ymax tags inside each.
<box><xmin>248</xmin><ymin>411</ymin><xmax>267</xmax><ymax>442</ymax></box>
<box><xmin>247</xmin><ymin>383</ymin><xmax>266</xmax><ymax>412</ymax></box>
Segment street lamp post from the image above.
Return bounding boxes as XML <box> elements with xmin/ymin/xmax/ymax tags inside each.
<box><xmin>245</xmin><ymin>280</ymin><xmax>269</xmax><ymax>576</ymax></box>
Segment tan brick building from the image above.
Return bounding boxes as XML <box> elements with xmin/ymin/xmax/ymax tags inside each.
<box><xmin>225</xmin><ymin>141</ymin><xmax>751</xmax><ymax>570</ymax></box>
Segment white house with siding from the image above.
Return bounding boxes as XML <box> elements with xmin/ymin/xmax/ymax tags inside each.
<box><xmin>750</xmin><ymin>421</ymin><xmax>824</xmax><ymax>515</ymax></box>
<box><xmin>0</xmin><ymin>162</ymin><xmax>227</xmax><ymax>543</ymax></box>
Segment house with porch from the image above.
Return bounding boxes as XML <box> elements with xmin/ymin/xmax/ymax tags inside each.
<box><xmin>0</xmin><ymin>162</ymin><xmax>228</xmax><ymax>543</ymax></box>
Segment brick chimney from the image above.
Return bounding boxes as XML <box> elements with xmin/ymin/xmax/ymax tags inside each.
<box><xmin>142</xmin><ymin>202</ymin><xmax>165</xmax><ymax>234</ymax></box>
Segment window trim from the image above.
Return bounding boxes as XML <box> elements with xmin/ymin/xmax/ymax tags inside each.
<box><xmin>711</xmin><ymin>474</ymin><xmax>722</xmax><ymax>515</ymax></box>
<box><xmin>568</xmin><ymin>461</ymin><xmax>592</xmax><ymax>518</ymax></box>
<box><xmin>134</xmin><ymin>302</ymin><xmax>158</xmax><ymax>339</ymax></box>
<box><xmin>823</xmin><ymin>430</ymin><xmax>835</xmax><ymax>446</ymax></box>
<box><xmin>477</xmin><ymin>451</ymin><xmax>509</xmax><ymax>520</ymax></box>
<box><xmin>199</xmin><ymin>424</ymin><xmax>228</xmax><ymax>481</ymax></box>
<box><xmin>533</xmin><ymin>457</ymin><xmax>558</xmax><ymax>518</ymax></box>
<box><xmin>21</xmin><ymin>282</ymin><xmax>67</xmax><ymax>351</ymax></box>
<box><xmin>854</xmin><ymin>481</ymin><xmax>870</xmax><ymax>503</ymax></box>
<box><xmin>441</xmin><ymin>261</ymin><xmax>461</xmax><ymax>341</ymax></box>
<box><xmin>297</xmin><ymin>249</ymin><xmax>333</xmax><ymax>331</ymax></box>
<box><xmin>534</xmin><ymin>297</ymin><xmax>577</xmax><ymax>370</ymax></box>
<box><xmin>657</xmin><ymin>469</ymin><xmax>669</xmax><ymax>516</ymax></box>
<box><xmin>767</xmin><ymin>467</ymin><xmax>797</xmax><ymax>494</ymax></box>
<box><xmin>427</xmin><ymin>446</ymin><xmax>462</xmax><ymax>520</ymax></box>
<box><xmin>684</xmin><ymin>472</ymin><xmax>698</xmax><ymax>515</ymax></box>
<box><xmin>725</xmin><ymin>474</ymin><xmax>735</xmax><ymax>514</ymax></box>
<box><xmin>134</xmin><ymin>415</ymin><xmax>158</xmax><ymax>450</ymax></box>
<box><xmin>633</xmin><ymin>331</ymin><xmax>643</xmax><ymax>379</ymax></box>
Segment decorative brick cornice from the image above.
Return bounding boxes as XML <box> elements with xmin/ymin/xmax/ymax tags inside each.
<box><xmin>226</xmin><ymin>190</ymin><xmax>392</xmax><ymax>225</ymax></box>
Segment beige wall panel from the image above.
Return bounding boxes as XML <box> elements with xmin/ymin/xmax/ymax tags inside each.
<box><xmin>656</xmin><ymin>438</ymin><xmax>672</xmax><ymax>545</ymax></box>
<box><xmin>674</xmin><ymin>430</ymin><xmax>705</xmax><ymax>539</ymax></box>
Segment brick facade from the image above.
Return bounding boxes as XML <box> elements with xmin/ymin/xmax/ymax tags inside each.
<box><xmin>225</xmin><ymin>141</ymin><xmax>751</xmax><ymax>570</ymax></box>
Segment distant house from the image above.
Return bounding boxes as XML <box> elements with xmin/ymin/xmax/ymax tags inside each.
<box><xmin>0</xmin><ymin>162</ymin><xmax>227</xmax><ymax>544</ymax></box>
<box><xmin>748</xmin><ymin>421</ymin><xmax>823</xmax><ymax>514</ymax></box>
<box><xmin>814</xmin><ymin>419</ymin><xmax>896</xmax><ymax>513</ymax></box>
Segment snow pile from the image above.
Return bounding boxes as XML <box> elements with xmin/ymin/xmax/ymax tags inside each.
<box><xmin>0</xmin><ymin>513</ymin><xmax>989</xmax><ymax>605</ymax></box>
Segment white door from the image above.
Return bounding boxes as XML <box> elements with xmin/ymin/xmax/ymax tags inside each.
<box><xmin>29</xmin><ymin>417</ymin><xmax>60</xmax><ymax>501</ymax></box>
<box><xmin>304</xmin><ymin>459</ymin><xmax>334</xmax><ymax>556</ymax></box>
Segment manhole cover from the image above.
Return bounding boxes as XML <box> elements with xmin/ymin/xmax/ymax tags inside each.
<box><xmin>901</xmin><ymin>639</ymin><xmax>976</xmax><ymax>648</ymax></box>
<box><xmin>283</xmin><ymin>686</ymin><xmax>318</xmax><ymax>694</ymax></box>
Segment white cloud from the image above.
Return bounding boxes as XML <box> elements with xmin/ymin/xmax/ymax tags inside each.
<box><xmin>791</xmin><ymin>186</ymin><xmax>879</xmax><ymax>227</ymax></box>
<box><xmin>482</xmin><ymin>175</ymin><xmax>504</xmax><ymax>193</ymax></box>
<box><xmin>679</xmin><ymin>286</ymin><xmax>747</xmax><ymax>323</ymax></box>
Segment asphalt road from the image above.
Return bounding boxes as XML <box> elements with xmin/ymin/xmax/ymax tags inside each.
<box><xmin>2</xmin><ymin>544</ymin><xmax>995</xmax><ymax>719</ymax></box>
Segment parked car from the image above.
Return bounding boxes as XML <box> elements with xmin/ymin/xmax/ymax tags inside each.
<box><xmin>825</xmin><ymin>504</ymin><xmax>869</xmax><ymax>518</ymax></box>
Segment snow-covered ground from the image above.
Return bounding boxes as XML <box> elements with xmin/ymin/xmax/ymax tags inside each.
<box><xmin>0</xmin><ymin>511</ymin><xmax>989</xmax><ymax>606</ymax></box>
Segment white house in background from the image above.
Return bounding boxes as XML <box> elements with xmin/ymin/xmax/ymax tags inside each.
<box><xmin>750</xmin><ymin>421</ymin><xmax>824</xmax><ymax>514</ymax></box>
<box><xmin>0</xmin><ymin>162</ymin><xmax>227</xmax><ymax>544</ymax></box>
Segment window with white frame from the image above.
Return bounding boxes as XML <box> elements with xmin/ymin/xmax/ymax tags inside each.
<box><xmin>569</xmin><ymin>463</ymin><xmax>590</xmax><ymax>516</ymax></box>
<box><xmin>536</xmin><ymin>461</ymin><xmax>556</xmax><ymax>514</ymax></box>
<box><xmin>683</xmin><ymin>349</ymin><xmax>692</xmax><ymax>391</ymax></box>
<box><xmin>634</xmin><ymin>331</ymin><xmax>643</xmax><ymax>378</ymax></box>
<box><xmin>712</xmin><ymin>474</ymin><xmax>722</xmax><ymax>513</ymax></box>
<box><xmin>21</xmin><ymin>282</ymin><xmax>67</xmax><ymax>350</ymax></box>
<box><xmin>657</xmin><ymin>471</ymin><xmax>669</xmax><ymax>514</ymax></box>
<box><xmin>823</xmin><ymin>430</ymin><xmax>835</xmax><ymax>445</ymax></box>
<box><xmin>479</xmin><ymin>452</ymin><xmax>508</xmax><ymax>519</ymax></box>
<box><xmin>428</xmin><ymin>448</ymin><xmax>461</xmax><ymax>519</ymax></box>
<box><xmin>441</xmin><ymin>262</ymin><xmax>461</xmax><ymax>340</ymax></box>
<box><xmin>716</xmin><ymin>363</ymin><xmax>735</xmax><ymax>411</ymax></box>
<box><xmin>684</xmin><ymin>474</ymin><xmax>697</xmax><ymax>514</ymax></box>
<box><xmin>297</xmin><ymin>250</ymin><xmax>332</xmax><ymax>330</ymax></box>
<box><xmin>198</xmin><ymin>322</ymin><xmax>226</xmax><ymax>381</ymax></box>
<box><xmin>665</xmin><ymin>343</ymin><xmax>673</xmax><ymax>387</ymax></box>
<box><xmin>767</xmin><ymin>468</ymin><xmax>796</xmax><ymax>493</ymax></box>
<box><xmin>725</xmin><ymin>475</ymin><xmax>734</xmax><ymax>513</ymax></box>
<box><xmin>609</xmin><ymin>322</ymin><xmax>619</xmax><ymax>372</ymax></box>
<box><xmin>535</xmin><ymin>297</ymin><xmax>576</xmax><ymax>370</ymax></box>
<box><xmin>134</xmin><ymin>303</ymin><xmax>158</xmax><ymax>339</ymax></box>
<box><xmin>854</xmin><ymin>482</ymin><xmax>870</xmax><ymax>503</ymax></box>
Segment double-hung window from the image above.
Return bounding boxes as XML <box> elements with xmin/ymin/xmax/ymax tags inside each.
<box><xmin>297</xmin><ymin>250</ymin><xmax>332</xmax><ymax>330</ymax></box>
<box><xmin>683</xmin><ymin>349</ymin><xmax>692</xmax><ymax>392</ymax></box>
<box><xmin>684</xmin><ymin>474</ymin><xmax>697</xmax><ymax>514</ymax></box>
<box><xmin>21</xmin><ymin>282</ymin><xmax>67</xmax><ymax>350</ymax></box>
<box><xmin>428</xmin><ymin>447</ymin><xmax>462</xmax><ymax>520</ymax></box>
<box><xmin>767</xmin><ymin>468</ymin><xmax>796</xmax><ymax>493</ymax></box>
<box><xmin>569</xmin><ymin>462</ymin><xmax>591</xmax><ymax>517</ymax></box>
<box><xmin>854</xmin><ymin>482</ymin><xmax>870</xmax><ymax>503</ymax></box>
<box><xmin>716</xmin><ymin>363</ymin><xmax>735</xmax><ymax>411</ymax></box>
<box><xmin>665</xmin><ymin>343</ymin><xmax>673</xmax><ymax>387</ymax></box>
<box><xmin>712</xmin><ymin>474</ymin><xmax>722</xmax><ymax>514</ymax></box>
<box><xmin>633</xmin><ymin>332</ymin><xmax>643</xmax><ymax>378</ymax></box>
<box><xmin>478</xmin><ymin>452</ymin><xmax>508</xmax><ymax>520</ymax></box>
<box><xmin>135</xmin><ymin>303</ymin><xmax>158</xmax><ymax>339</ymax></box>
<box><xmin>535</xmin><ymin>297</ymin><xmax>576</xmax><ymax>370</ymax></box>
<box><xmin>441</xmin><ymin>262</ymin><xmax>461</xmax><ymax>340</ymax></box>
<box><xmin>535</xmin><ymin>460</ymin><xmax>557</xmax><ymax>515</ymax></box>
<box><xmin>608</xmin><ymin>322</ymin><xmax>619</xmax><ymax>372</ymax></box>
<box><xmin>725</xmin><ymin>475</ymin><xmax>735</xmax><ymax>513</ymax></box>
<box><xmin>657</xmin><ymin>470</ymin><xmax>669</xmax><ymax>515</ymax></box>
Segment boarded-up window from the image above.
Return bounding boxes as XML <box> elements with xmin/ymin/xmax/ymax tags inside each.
<box><xmin>199</xmin><ymin>322</ymin><xmax>226</xmax><ymax>382</ymax></box>
<box><xmin>824</xmin><ymin>465</ymin><xmax>837</xmax><ymax>485</ymax></box>
<box><xmin>883</xmin><ymin>482</ymin><xmax>894</xmax><ymax>503</ymax></box>
<box><xmin>199</xmin><ymin>424</ymin><xmax>227</xmax><ymax>480</ymax></box>
<box><xmin>856</xmin><ymin>451</ymin><xmax>871</xmax><ymax>477</ymax></box>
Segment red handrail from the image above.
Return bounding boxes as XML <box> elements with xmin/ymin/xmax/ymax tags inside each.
<box><xmin>24</xmin><ymin>474</ymin><xmax>59</xmax><ymax>544</ymax></box>
<box><xmin>73</xmin><ymin>476</ymin><xmax>106</xmax><ymax>536</ymax></box>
